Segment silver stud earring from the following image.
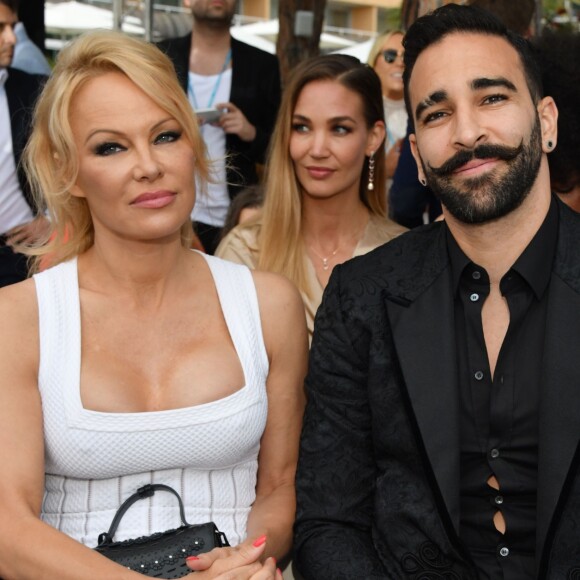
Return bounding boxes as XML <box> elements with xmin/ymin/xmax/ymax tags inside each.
<box><xmin>420</xmin><ymin>177</ymin><xmax>427</xmax><ymax>187</ymax></box>
<box><xmin>367</xmin><ymin>152</ymin><xmax>375</xmax><ymax>191</ymax></box>
<box><xmin>547</xmin><ymin>140</ymin><xmax>554</xmax><ymax>150</ymax></box>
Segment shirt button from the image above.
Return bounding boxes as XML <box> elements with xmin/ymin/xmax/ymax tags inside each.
<box><xmin>472</xmin><ymin>271</ymin><xmax>481</xmax><ymax>280</ymax></box>
<box><xmin>470</xmin><ymin>293</ymin><xmax>479</xmax><ymax>302</ymax></box>
<box><xmin>490</xmin><ymin>448</ymin><xmax>500</xmax><ymax>459</ymax></box>
<box><xmin>495</xmin><ymin>495</ymin><xmax>504</xmax><ymax>505</ymax></box>
<box><xmin>474</xmin><ymin>370</ymin><xmax>484</xmax><ymax>381</ymax></box>
<box><xmin>499</xmin><ymin>546</ymin><xmax>510</xmax><ymax>557</ymax></box>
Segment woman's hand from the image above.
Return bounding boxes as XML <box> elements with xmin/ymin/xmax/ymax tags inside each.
<box><xmin>186</xmin><ymin>536</ymin><xmax>282</xmax><ymax>579</ymax></box>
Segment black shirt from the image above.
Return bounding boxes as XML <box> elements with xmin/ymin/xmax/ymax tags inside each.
<box><xmin>447</xmin><ymin>198</ymin><xmax>558</xmax><ymax>579</ymax></box>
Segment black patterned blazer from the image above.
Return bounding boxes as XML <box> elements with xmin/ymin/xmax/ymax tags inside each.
<box><xmin>294</xmin><ymin>198</ymin><xmax>580</xmax><ymax>579</ymax></box>
<box><xmin>156</xmin><ymin>34</ymin><xmax>281</xmax><ymax>200</ymax></box>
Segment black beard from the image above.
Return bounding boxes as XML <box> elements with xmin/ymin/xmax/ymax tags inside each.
<box><xmin>192</xmin><ymin>4</ymin><xmax>235</xmax><ymax>30</ymax></box>
<box><xmin>422</xmin><ymin>115</ymin><xmax>543</xmax><ymax>224</ymax></box>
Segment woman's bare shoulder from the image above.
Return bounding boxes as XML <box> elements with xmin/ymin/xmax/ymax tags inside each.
<box><xmin>0</xmin><ymin>279</ymin><xmax>39</xmax><ymax>339</ymax></box>
<box><xmin>252</xmin><ymin>270</ymin><xmax>303</xmax><ymax>313</ymax></box>
<box><xmin>0</xmin><ymin>279</ymin><xmax>39</xmax><ymax>372</ymax></box>
<box><xmin>251</xmin><ymin>270</ymin><xmax>307</xmax><ymax>355</ymax></box>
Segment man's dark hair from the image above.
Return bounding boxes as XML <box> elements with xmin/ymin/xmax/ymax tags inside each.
<box><xmin>469</xmin><ymin>0</ymin><xmax>535</xmax><ymax>36</ymax></box>
<box><xmin>0</xmin><ymin>0</ymin><xmax>19</xmax><ymax>12</ymax></box>
<box><xmin>403</xmin><ymin>4</ymin><xmax>543</xmax><ymax>119</ymax></box>
<box><xmin>533</xmin><ymin>31</ymin><xmax>580</xmax><ymax>195</ymax></box>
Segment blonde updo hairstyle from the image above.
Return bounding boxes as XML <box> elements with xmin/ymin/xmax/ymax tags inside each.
<box><xmin>23</xmin><ymin>30</ymin><xmax>209</xmax><ymax>271</ymax></box>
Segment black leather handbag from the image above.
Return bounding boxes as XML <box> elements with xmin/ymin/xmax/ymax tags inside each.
<box><xmin>94</xmin><ymin>483</ymin><xmax>229</xmax><ymax>578</ymax></box>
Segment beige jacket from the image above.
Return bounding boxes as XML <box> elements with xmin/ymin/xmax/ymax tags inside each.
<box><xmin>216</xmin><ymin>214</ymin><xmax>407</xmax><ymax>341</ymax></box>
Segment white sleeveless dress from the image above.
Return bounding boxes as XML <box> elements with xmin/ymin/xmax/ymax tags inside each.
<box><xmin>33</xmin><ymin>253</ymin><xmax>269</xmax><ymax>548</ymax></box>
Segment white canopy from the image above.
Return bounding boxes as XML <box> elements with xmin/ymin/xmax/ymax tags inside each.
<box><xmin>233</xmin><ymin>19</ymin><xmax>356</xmax><ymax>52</ymax></box>
<box><xmin>45</xmin><ymin>1</ymin><xmax>145</xmax><ymax>36</ymax></box>
<box><xmin>332</xmin><ymin>38</ymin><xmax>375</xmax><ymax>63</ymax></box>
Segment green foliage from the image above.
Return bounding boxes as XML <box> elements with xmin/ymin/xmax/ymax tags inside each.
<box><xmin>543</xmin><ymin>0</ymin><xmax>564</xmax><ymax>13</ymax></box>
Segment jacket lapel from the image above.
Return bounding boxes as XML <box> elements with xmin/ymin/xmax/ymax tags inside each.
<box><xmin>383</xmin><ymin>226</ymin><xmax>462</xmax><ymax>531</ymax></box>
<box><xmin>537</xmin><ymin>204</ymin><xmax>580</xmax><ymax>557</ymax></box>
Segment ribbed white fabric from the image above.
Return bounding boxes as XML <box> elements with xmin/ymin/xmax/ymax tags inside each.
<box><xmin>34</xmin><ymin>253</ymin><xmax>269</xmax><ymax>548</ymax></box>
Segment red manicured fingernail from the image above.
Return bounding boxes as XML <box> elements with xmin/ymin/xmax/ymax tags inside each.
<box><xmin>277</xmin><ymin>568</ymin><xmax>283</xmax><ymax>576</ymax></box>
<box><xmin>253</xmin><ymin>534</ymin><xmax>267</xmax><ymax>547</ymax></box>
<box><xmin>186</xmin><ymin>556</ymin><xmax>199</xmax><ymax>561</ymax></box>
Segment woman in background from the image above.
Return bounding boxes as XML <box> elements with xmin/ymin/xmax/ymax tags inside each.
<box><xmin>217</xmin><ymin>55</ymin><xmax>406</xmax><ymax>340</ymax></box>
<box><xmin>0</xmin><ymin>31</ymin><xmax>307</xmax><ymax>579</ymax></box>
<box><xmin>368</xmin><ymin>30</ymin><xmax>408</xmax><ymax>181</ymax></box>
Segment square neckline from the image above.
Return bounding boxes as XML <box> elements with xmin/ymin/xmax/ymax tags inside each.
<box><xmin>70</xmin><ymin>253</ymin><xmax>253</xmax><ymax>418</ymax></box>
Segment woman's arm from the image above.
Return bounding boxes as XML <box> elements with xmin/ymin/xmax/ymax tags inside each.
<box><xmin>0</xmin><ymin>281</ymin><xmax>143</xmax><ymax>579</ymax></box>
<box><xmin>187</xmin><ymin>271</ymin><xmax>308</xmax><ymax>576</ymax></box>
<box><xmin>246</xmin><ymin>271</ymin><xmax>308</xmax><ymax>558</ymax></box>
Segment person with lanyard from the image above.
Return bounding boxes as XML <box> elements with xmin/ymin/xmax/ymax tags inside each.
<box><xmin>0</xmin><ymin>0</ymin><xmax>48</xmax><ymax>287</ymax></box>
<box><xmin>158</xmin><ymin>0</ymin><xmax>281</xmax><ymax>255</ymax></box>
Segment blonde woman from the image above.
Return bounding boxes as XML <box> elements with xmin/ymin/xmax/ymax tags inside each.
<box><xmin>0</xmin><ymin>31</ymin><xmax>307</xmax><ymax>579</ymax></box>
<box><xmin>368</xmin><ymin>30</ymin><xmax>408</xmax><ymax>180</ymax></box>
<box><xmin>217</xmin><ymin>55</ymin><xmax>406</xmax><ymax>340</ymax></box>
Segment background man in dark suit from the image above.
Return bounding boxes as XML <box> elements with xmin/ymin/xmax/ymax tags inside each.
<box><xmin>0</xmin><ymin>0</ymin><xmax>47</xmax><ymax>287</ymax></box>
<box><xmin>158</xmin><ymin>0</ymin><xmax>280</xmax><ymax>254</ymax></box>
<box><xmin>295</xmin><ymin>5</ymin><xmax>580</xmax><ymax>579</ymax></box>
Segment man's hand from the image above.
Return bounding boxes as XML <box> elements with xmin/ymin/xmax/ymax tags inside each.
<box><xmin>5</xmin><ymin>216</ymin><xmax>50</xmax><ymax>247</ymax></box>
<box><xmin>215</xmin><ymin>102</ymin><xmax>257</xmax><ymax>143</ymax></box>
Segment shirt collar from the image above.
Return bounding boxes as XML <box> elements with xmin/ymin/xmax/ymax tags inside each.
<box><xmin>511</xmin><ymin>195</ymin><xmax>558</xmax><ymax>299</ymax></box>
<box><xmin>0</xmin><ymin>68</ymin><xmax>8</xmax><ymax>87</ymax></box>
<box><xmin>446</xmin><ymin>195</ymin><xmax>559</xmax><ymax>299</ymax></box>
<box><xmin>446</xmin><ymin>225</ymin><xmax>471</xmax><ymax>294</ymax></box>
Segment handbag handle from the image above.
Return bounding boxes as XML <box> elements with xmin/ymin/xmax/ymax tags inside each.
<box><xmin>98</xmin><ymin>484</ymin><xmax>191</xmax><ymax>546</ymax></box>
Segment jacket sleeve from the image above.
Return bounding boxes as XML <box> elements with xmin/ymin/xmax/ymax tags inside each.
<box><xmin>241</xmin><ymin>53</ymin><xmax>281</xmax><ymax>164</ymax></box>
<box><xmin>294</xmin><ymin>265</ymin><xmax>387</xmax><ymax>579</ymax></box>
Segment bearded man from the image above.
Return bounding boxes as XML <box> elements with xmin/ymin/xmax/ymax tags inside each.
<box><xmin>158</xmin><ymin>0</ymin><xmax>280</xmax><ymax>254</ymax></box>
<box><xmin>294</xmin><ymin>5</ymin><xmax>580</xmax><ymax>579</ymax></box>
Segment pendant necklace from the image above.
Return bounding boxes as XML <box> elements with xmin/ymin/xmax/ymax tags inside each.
<box><xmin>309</xmin><ymin>244</ymin><xmax>340</xmax><ymax>271</ymax></box>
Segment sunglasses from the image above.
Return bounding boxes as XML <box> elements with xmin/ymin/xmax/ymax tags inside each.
<box><xmin>382</xmin><ymin>49</ymin><xmax>404</xmax><ymax>64</ymax></box>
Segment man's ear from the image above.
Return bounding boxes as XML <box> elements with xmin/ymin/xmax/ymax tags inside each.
<box><xmin>538</xmin><ymin>96</ymin><xmax>558</xmax><ymax>153</ymax></box>
<box><xmin>409</xmin><ymin>133</ymin><xmax>427</xmax><ymax>186</ymax></box>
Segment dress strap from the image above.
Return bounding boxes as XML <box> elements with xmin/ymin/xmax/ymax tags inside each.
<box><xmin>198</xmin><ymin>253</ymin><xmax>269</xmax><ymax>387</ymax></box>
<box><xmin>33</xmin><ymin>259</ymin><xmax>81</xmax><ymax>406</ymax></box>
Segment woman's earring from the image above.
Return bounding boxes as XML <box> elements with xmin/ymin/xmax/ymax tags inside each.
<box><xmin>367</xmin><ymin>152</ymin><xmax>375</xmax><ymax>191</ymax></box>
<box><xmin>420</xmin><ymin>177</ymin><xmax>427</xmax><ymax>187</ymax></box>
<box><xmin>547</xmin><ymin>140</ymin><xmax>554</xmax><ymax>150</ymax></box>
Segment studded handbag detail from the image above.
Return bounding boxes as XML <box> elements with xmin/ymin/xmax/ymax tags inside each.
<box><xmin>94</xmin><ymin>483</ymin><xmax>229</xmax><ymax>578</ymax></box>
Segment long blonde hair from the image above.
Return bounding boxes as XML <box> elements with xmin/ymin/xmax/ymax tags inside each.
<box><xmin>258</xmin><ymin>55</ymin><xmax>387</xmax><ymax>297</ymax></box>
<box><xmin>22</xmin><ymin>30</ymin><xmax>209</xmax><ymax>272</ymax></box>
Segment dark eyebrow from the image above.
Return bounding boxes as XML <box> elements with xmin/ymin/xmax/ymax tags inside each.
<box><xmin>471</xmin><ymin>77</ymin><xmax>517</xmax><ymax>92</ymax></box>
<box><xmin>292</xmin><ymin>114</ymin><xmax>356</xmax><ymax>124</ymax></box>
<box><xmin>85</xmin><ymin>117</ymin><xmax>175</xmax><ymax>144</ymax></box>
<box><xmin>415</xmin><ymin>90</ymin><xmax>448</xmax><ymax>121</ymax></box>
